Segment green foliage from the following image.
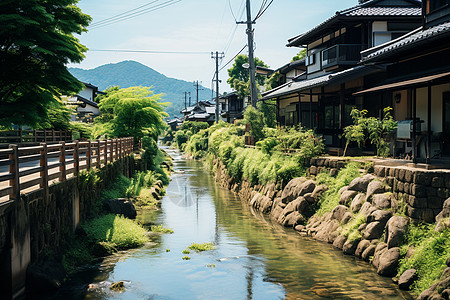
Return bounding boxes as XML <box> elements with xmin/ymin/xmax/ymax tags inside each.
<box><xmin>316</xmin><ymin>162</ymin><xmax>361</xmax><ymax>215</ymax></box>
<box><xmin>35</xmin><ymin>98</ymin><xmax>73</xmax><ymax>130</ymax></box>
<box><xmin>182</xmin><ymin>256</ymin><xmax>191</xmax><ymax>260</ymax></box>
<box><xmin>70</xmin><ymin>121</ymin><xmax>93</xmax><ymax>140</ymax></box>
<box><xmin>398</xmin><ymin>224</ymin><xmax>450</xmax><ymax>295</ymax></box>
<box><xmin>292</xmin><ymin>49</ymin><xmax>307</xmax><ymax>62</ymax></box>
<box><xmin>126</xmin><ymin>171</ymin><xmax>158</xmax><ymax>198</ymax></box>
<box><xmin>244</xmin><ymin>106</ymin><xmax>265</xmax><ymax>142</ymax></box>
<box><xmin>0</xmin><ymin>0</ymin><xmax>91</xmax><ymax>127</ymax></box>
<box><xmin>257</xmin><ymin>100</ymin><xmax>276</xmax><ymax>128</ymax></box>
<box><xmin>82</xmin><ymin>214</ymin><xmax>148</xmax><ymax>252</ymax></box>
<box><xmin>340</xmin><ymin>213</ymin><xmax>366</xmax><ymax>242</ymax></box>
<box><xmin>182</xmin><ymin>249</ymin><xmax>190</xmax><ymax>254</ymax></box>
<box><xmin>150</xmin><ymin>224</ymin><xmax>174</xmax><ymax>234</ymax></box>
<box><xmin>100</xmin><ymin>174</ymin><xmax>130</xmax><ymax>201</ymax></box>
<box><xmin>174</xmin><ymin>121</ymin><xmax>209</xmax><ymax>150</ymax></box>
<box><xmin>343</xmin><ymin>108</ymin><xmax>368</xmax><ymax>156</ymax></box>
<box><xmin>343</xmin><ymin>107</ymin><xmax>397</xmax><ymax>157</ymax></box>
<box><xmin>227</xmin><ymin>54</ymin><xmax>268</xmax><ymax>97</ymax></box>
<box><xmin>188</xmin><ymin>242</ymin><xmax>215</xmax><ymax>252</ymax></box>
<box><xmin>94</xmin><ymin>86</ymin><xmax>168</xmax><ymax>141</ymax></box>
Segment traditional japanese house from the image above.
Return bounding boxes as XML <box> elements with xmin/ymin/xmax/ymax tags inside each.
<box><xmin>359</xmin><ymin>0</ymin><xmax>450</xmax><ymax>161</ymax></box>
<box><xmin>218</xmin><ymin>92</ymin><xmax>245</xmax><ymax>123</ymax></box>
<box><xmin>261</xmin><ymin>0</ymin><xmax>422</xmax><ymax>148</ymax></box>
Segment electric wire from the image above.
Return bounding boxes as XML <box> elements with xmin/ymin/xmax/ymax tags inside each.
<box><xmin>219</xmin><ymin>44</ymin><xmax>247</xmax><ymax>71</ymax></box>
<box><xmin>88</xmin><ymin>49</ymin><xmax>210</xmax><ymax>54</ymax></box>
<box><xmin>89</xmin><ymin>0</ymin><xmax>181</xmax><ymax>30</ymax></box>
<box><xmin>90</xmin><ymin>0</ymin><xmax>160</xmax><ymax>26</ymax></box>
<box><xmin>254</xmin><ymin>0</ymin><xmax>273</xmax><ymax>21</ymax></box>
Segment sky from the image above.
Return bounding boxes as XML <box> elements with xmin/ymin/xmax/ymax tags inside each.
<box><xmin>72</xmin><ymin>0</ymin><xmax>356</xmax><ymax>94</ymax></box>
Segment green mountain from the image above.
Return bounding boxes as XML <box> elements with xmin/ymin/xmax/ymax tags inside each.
<box><xmin>68</xmin><ymin>60</ymin><xmax>214</xmax><ymax>118</ymax></box>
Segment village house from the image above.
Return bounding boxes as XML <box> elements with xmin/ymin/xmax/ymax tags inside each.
<box><xmin>358</xmin><ymin>0</ymin><xmax>450</xmax><ymax>161</ymax></box>
<box><xmin>68</xmin><ymin>82</ymin><xmax>103</xmax><ymax>123</ymax></box>
<box><xmin>180</xmin><ymin>100</ymin><xmax>217</xmax><ymax>125</ymax></box>
<box><xmin>218</xmin><ymin>92</ymin><xmax>245</xmax><ymax>123</ymax></box>
<box><xmin>261</xmin><ymin>0</ymin><xmax>423</xmax><ymax>150</ymax></box>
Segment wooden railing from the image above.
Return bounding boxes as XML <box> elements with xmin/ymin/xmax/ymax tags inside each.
<box><xmin>0</xmin><ymin>137</ymin><xmax>134</xmax><ymax>202</ymax></box>
<box><xmin>0</xmin><ymin>129</ymin><xmax>72</xmax><ymax>146</ymax></box>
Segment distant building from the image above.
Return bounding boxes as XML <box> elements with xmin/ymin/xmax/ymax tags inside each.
<box><xmin>68</xmin><ymin>82</ymin><xmax>104</xmax><ymax>123</ymax></box>
<box><xmin>181</xmin><ymin>100</ymin><xmax>218</xmax><ymax>125</ymax></box>
<box><xmin>218</xmin><ymin>92</ymin><xmax>245</xmax><ymax>123</ymax></box>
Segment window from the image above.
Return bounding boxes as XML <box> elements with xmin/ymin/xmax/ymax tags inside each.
<box><xmin>306</xmin><ymin>53</ymin><xmax>315</xmax><ymax>66</ymax></box>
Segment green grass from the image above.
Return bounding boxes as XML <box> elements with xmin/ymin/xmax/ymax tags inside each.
<box><xmin>188</xmin><ymin>242</ymin><xmax>215</xmax><ymax>252</ymax></box>
<box><xmin>339</xmin><ymin>213</ymin><xmax>366</xmax><ymax>242</ymax></box>
<box><xmin>315</xmin><ymin>162</ymin><xmax>361</xmax><ymax>216</ymax></box>
<box><xmin>82</xmin><ymin>214</ymin><xmax>149</xmax><ymax>252</ymax></box>
<box><xmin>398</xmin><ymin>224</ymin><xmax>450</xmax><ymax>295</ymax></box>
<box><xmin>150</xmin><ymin>224</ymin><xmax>174</xmax><ymax>234</ymax></box>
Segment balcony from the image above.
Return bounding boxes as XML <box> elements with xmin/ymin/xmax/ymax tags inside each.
<box><xmin>321</xmin><ymin>44</ymin><xmax>361</xmax><ymax>69</ymax></box>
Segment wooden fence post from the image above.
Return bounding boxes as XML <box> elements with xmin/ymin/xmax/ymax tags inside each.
<box><xmin>115</xmin><ymin>139</ymin><xmax>118</xmax><ymax>162</ymax></box>
<box><xmin>96</xmin><ymin>140</ymin><xmax>101</xmax><ymax>167</ymax></box>
<box><xmin>9</xmin><ymin>145</ymin><xmax>20</xmax><ymax>200</ymax></box>
<box><xmin>40</xmin><ymin>143</ymin><xmax>49</xmax><ymax>199</ymax></box>
<box><xmin>59</xmin><ymin>142</ymin><xmax>66</xmax><ymax>181</ymax></box>
<box><xmin>87</xmin><ymin>140</ymin><xmax>91</xmax><ymax>170</ymax></box>
<box><xmin>19</xmin><ymin>129</ymin><xmax>23</xmax><ymax>144</ymax></box>
<box><xmin>105</xmin><ymin>139</ymin><xmax>109</xmax><ymax>165</ymax></box>
<box><xmin>74</xmin><ymin>141</ymin><xmax>79</xmax><ymax>176</ymax></box>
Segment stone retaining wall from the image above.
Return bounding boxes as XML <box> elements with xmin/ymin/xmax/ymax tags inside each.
<box><xmin>374</xmin><ymin>165</ymin><xmax>450</xmax><ymax>223</ymax></box>
<box><xmin>308</xmin><ymin>157</ymin><xmax>348</xmax><ymax>176</ymax></box>
<box><xmin>0</xmin><ymin>155</ymin><xmax>135</xmax><ymax>299</ymax></box>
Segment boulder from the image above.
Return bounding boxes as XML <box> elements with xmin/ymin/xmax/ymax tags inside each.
<box><xmin>338</xmin><ymin>186</ymin><xmax>349</xmax><ymax>195</ymax></box>
<box><xmin>367</xmin><ymin>210</ymin><xmax>392</xmax><ymax>225</ymax></box>
<box><xmin>333</xmin><ymin>235</ymin><xmax>347</xmax><ymax>249</ymax></box>
<box><xmin>331</xmin><ymin>205</ymin><xmax>349</xmax><ymax>223</ymax></box>
<box><xmin>385</xmin><ymin>216</ymin><xmax>409</xmax><ymax>248</ymax></box>
<box><xmin>280</xmin><ymin>177</ymin><xmax>308</xmax><ymax>203</ymax></box>
<box><xmin>363</xmin><ymin>221</ymin><xmax>385</xmax><ymax>240</ymax></box>
<box><xmin>103</xmin><ymin>198</ymin><xmax>137</xmax><ymax>219</ymax></box>
<box><xmin>355</xmin><ymin>240</ymin><xmax>371</xmax><ymax>258</ymax></box>
<box><xmin>372</xmin><ymin>242</ymin><xmax>388</xmax><ymax>269</ymax></box>
<box><xmin>27</xmin><ymin>259</ymin><xmax>66</xmax><ymax>293</ymax></box>
<box><xmin>348</xmin><ymin>174</ymin><xmax>376</xmax><ymax>192</ymax></box>
<box><xmin>360</xmin><ymin>202</ymin><xmax>377</xmax><ymax>217</ymax></box>
<box><xmin>361</xmin><ymin>245</ymin><xmax>376</xmax><ymax>261</ymax></box>
<box><xmin>341</xmin><ymin>212</ymin><xmax>353</xmax><ymax>225</ymax></box>
<box><xmin>436</xmin><ymin>198</ymin><xmax>450</xmax><ymax>232</ymax></box>
<box><xmin>282</xmin><ymin>211</ymin><xmax>305</xmax><ymax>227</ymax></box>
<box><xmin>377</xmin><ymin>247</ymin><xmax>401</xmax><ymax>277</ymax></box>
<box><xmin>372</xmin><ymin>193</ymin><xmax>392</xmax><ymax>210</ymax></box>
<box><xmin>350</xmin><ymin>194</ymin><xmax>365</xmax><ymax>212</ymax></box>
<box><xmin>314</xmin><ymin>220</ymin><xmax>340</xmax><ymax>243</ymax></box>
<box><xmin>343</xmin><ymin>239</ymin><xmax>360</xmax><ymax>255</ymax></box>
<box><xmin>270</xmin><ymin>205</ymin><xmax>284</xmax><ymax>221</ymax></box>
<box><xmin>304</xmin><ymin>193</ymin><xmax>315</xmax><ymax>204</ymax></box>
<box><xmin>365</xmin><ymin>180</ymin><xmax>385</xmax><ymax>202</ymax></box>
<box><xmin>340</xmin><ymin>190</ymin><xmax>358</xmax><ymax>206</ymax></box>
<box><xmin>398</xmin><ymin>269</ymin><xmax>417</xmax><ymax>290</ymax></box>
<box><xmin>312</xmin><ymin>184</ymin><xmax>328</xmax><ymax>199</ymax></box>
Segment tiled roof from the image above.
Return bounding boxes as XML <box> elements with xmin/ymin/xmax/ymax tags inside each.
<box><xmin>346</xmin><ymin>7</ymin><xmax>420</xmax><ymax>16</ymax></box>
<box><xmin>362</xmin><ymin>22</ymin><xmax>450</xmax><ymax>61</ymax></box>
<box><xmin>260</xmin><ymin>66</ymin><xmax>378</xmax><ymax>100</ymax></box>
<box><xmin>287</xmin><ymin>2</ymin><xmax>421</xmax><ymax>47</ymax></box>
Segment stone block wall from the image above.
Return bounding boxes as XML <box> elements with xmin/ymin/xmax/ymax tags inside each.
<box><xmin>374</xmin><ymin>165</ymin><xmax>450</xmax><ymax>223</ymax></box>
<box><xmin>308</xmin><ymin>157</ymin><xmax>348</xmax><ymax>176</ymax></box>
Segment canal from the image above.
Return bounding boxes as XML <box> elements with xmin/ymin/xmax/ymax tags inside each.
<box><xmin>44</xmin><ymin>148</ymin><xmax>412</xmax><ymax>299</ymax></box>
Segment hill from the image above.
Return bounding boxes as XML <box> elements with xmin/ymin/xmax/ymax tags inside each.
<box><xmin>69</xmin><ymin>60</ymin><xmax>214</xmax><ymax>117</ymax></box>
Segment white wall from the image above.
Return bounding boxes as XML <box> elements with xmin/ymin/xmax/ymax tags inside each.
<box><xmin>79</xmin><ymin>87</ymin><xmax>95</xmax><ymax>101</ymax></box>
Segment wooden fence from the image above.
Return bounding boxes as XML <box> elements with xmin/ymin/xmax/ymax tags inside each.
<box><xmin>0</xmin><ymin>129</ymin><xmax>72</xmax><ymax>146</ymax></box>
<box><xmin>0</xmin><ymin>137</ymin><xmax>134</xmax><ymax>202</ymax></box>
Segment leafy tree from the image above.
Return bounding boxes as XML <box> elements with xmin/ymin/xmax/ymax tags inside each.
<box><xmin>227</xmin><ymin>54</ymin><xmax>268</xmax><ymax>97</ymax></box>
<box><xmin>292</xmin><ymin>49</ymin><xmax>307</xmax><ymax>62</ymax></box>
<box><xmin>93</xmin><ymin>87</ymin><xmax>168</xmax><ymax>142</ymax></box>
<box><xmin>265</xmin><ymin>71</ymin><xmax>282</xmax><ymax>91</ymax></box>
<box><xmin>343</xmin><ymin>108</ymin><xmax>368</xmax><ymax>156</ymax></box>
<box><xmin>244</xmin><ymin>106</ymin><xmax>265</xmax><ymax>142</ymax></box>
<box><xmin>257</xmin><ymin>100</ymin><xmax>276</xmax><ymax>128</ymax></box>
<box><xmin>0</xmin><ymin>0</ymin><xmax>91</xmax><ymax>127</ymax></box>
<box><xmin>35</xmin><ymin>98</ymin><xmax>74</xmax><ymax>130</ymax></box>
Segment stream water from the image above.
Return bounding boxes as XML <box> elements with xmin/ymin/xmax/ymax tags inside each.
<box><xmin>42</xmin><ymin>148</ymin><xmax>412</xmax><ymax>299</ymax></box>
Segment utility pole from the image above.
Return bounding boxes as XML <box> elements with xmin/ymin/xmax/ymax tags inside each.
<box><xmin>212</xmin><ymin>51</ymin><xmax>224</xmax><ymax>123</ymax></box>
<box><xmin>193</xmin><ymin>81</ymin><xmax>203</xmax><ymax>105</ymax></box>
<box><xmin>237</xmin><ymin>0</ymin><xmax>258</xmax><ymax>107</ymax></box>
<box><xmin>184</xmin><ymin>92</ymin><xmax>188</xmax><ymax>110</ymax></box>
<box><xmin>188</xmin><ymin>92</ymin><xmax>191</xmax><ymax>107</ymax></box>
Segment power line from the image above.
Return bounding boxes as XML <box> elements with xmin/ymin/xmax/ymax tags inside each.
<box><xmin>89</xmin><ymin>0</ymin><xmax>181</xmax><ymax>30</ymax></box>
<box><xmin>90</xmin><ymin>0</ymin><xmax>161</xmax><ymax>26</ymax></box>
<box><xmin>89</xmin><ymin>49</ymin><xmax>210</xmax><ymax>54</ymax></box>
<box><xmin>254</xmin><ymin>0</ymin><xmax>273</xmax><ymax>21</ymax></box>
<box><xmin>219</xmin><ymin>44</ymin><xmax>247</xmax><ymax>71</ymax></box>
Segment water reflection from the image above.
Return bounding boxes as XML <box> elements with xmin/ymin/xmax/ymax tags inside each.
<box><xmin>39</xmin><ymin>148</ymin><xmax>412</xmax><ymax>299</ymax></box>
